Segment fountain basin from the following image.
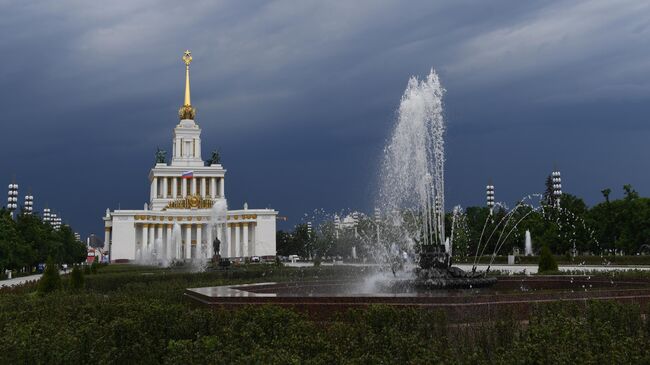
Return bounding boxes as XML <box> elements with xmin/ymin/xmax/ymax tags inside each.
<box><xmin>185</xmin><ymin>276</ymin><xmax>650</xmax><ymax>321</ymax></box>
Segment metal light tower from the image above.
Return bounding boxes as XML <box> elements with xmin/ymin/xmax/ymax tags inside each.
<box><xmin>486</xmin><ymin>182</ymin><xmax>495</xmax><ymax>215</ymax></box>
<box><xmin>7</xmin><ymin>182</ymin><xmax>19</xmax><ymax>218</ymax></box>
<box><xmin>552</xmin><ymin>170</ymin><xmax>562</xmax><ymax>207</ymax></box>
<box><xmin>43</xmin><ymin>207</ymin><xmax>51</xmax><ymax>224</ymax></box>
<box><xmin>52</xmin><ymin>213</ymin><xmax>61</xmax><ymax>231</ymax></box>
<box><xmin>24</xmin><ymin>193</ymin><xmax>33</xmax><ymax>215</ymax></box>
<box><xmin>56</xmin><ymin>215</ymin><xmax>62</xmax><ymax>230</ymax></box>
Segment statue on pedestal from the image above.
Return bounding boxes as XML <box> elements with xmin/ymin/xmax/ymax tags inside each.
<box><xmin>207</xmin><ymin>149</ymin><xmax>221</xmax><ymax>165</ymax></box>
<box><xmin>155</xmin><ymin>147</ymin><xmax>167</xmax><ymax>164</ymax></box>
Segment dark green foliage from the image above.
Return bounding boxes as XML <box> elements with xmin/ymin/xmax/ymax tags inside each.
<box><xmin>538</xmin><ymin>245</ymin><xmax>558</xmax><ymax>273</ymax></box>
<box><xmin>69</xmin><ymin>265</ymin><xmax>84</xmax><ymax>291</ymax></box>
<box><xmin>543</xmin><ymin>174</ymin><xmax>555</xmax><ymax>206</ymax></box>
<box><xmin>0</xmin><ymin>209</ymin><xmax>86</xmax><ymax>274</ymax></box>
<box><xmin>37</xmin><ymin>257</ymin><xmax>62</xmax><ymax>294</ymax></box>
<box><xmin>276</xmin><ymin>223</ymin><xmax>312</xmax><ymax>257</ymax></box>
<box><xmin>3</xmin><ymin>266</ymin><xmax>650</xmax><ymax>363</ymax></box>
<box><xmin>90</xmin><ymin>260</ymin><xmax>99</xmax><ymax>274</ymax></box>
<box><xmin>278</xmin><ymin>185</ymin><xmax>650</xmax><ymax>260</ymax></box>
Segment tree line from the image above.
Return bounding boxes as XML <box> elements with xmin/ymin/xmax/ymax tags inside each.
<box><xmin>277</xmin><ymin>184</ymin><xmax>650</xmax><ymax>259</ymax></box>
<box><xmin>0</xmin><ymin>208</ymin><xmax>87</xmax><ymax>274</ymax></box>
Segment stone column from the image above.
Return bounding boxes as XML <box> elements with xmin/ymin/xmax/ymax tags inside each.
<box><xmin>226</xmin><ymin>224</ymin><xmax>232</xmax><ymax>257</ymax></box>
<box><xmin>181</xmin><ymin>178</ymin><xmax>187</xmax><ymax>197</ymax></box>
<box><xmin>142</xmin><ymin>223</ymin><xmax>149</xmax><ymax>257</ymax></box>
<box><xmin>206</xmin><ymin>223</ymin><xmax>213</xmax><ymax>259</ymax></box>
<box><xmin>166</xmin><ymin>224</ymin><xmax>173</xmax><ymax>261</ymax></box>
<box><xmin>172</xmin><ymin>177</ymin><xmax>178</xmax><ymax>198</ymax></box>
<box><xmin>151</xmin><ymin>178</ymin><xmax>158</xmax><ymax>201</ymax></box>
<box><xmin>156</xmin><ymin>224</ymin><xmax>163</xmax><ymax>258</ymax></box>
<box><xmin>242</xmin><ymin>223</ymin><xmax>249</xmax><ymax>258</ymax></box>
<box><xmin>185</xmin><ymin>224</ymin><xmax>192</xmax><ymax>259</ymax></box>
<box><xmin>250</xmin><ymin>223</ymin><xmax>255</xmax><ymax>257</ymax></box>
<box><xmin>219</xmin><ymin>178</ymin><xmax>225</xmax><ymax>197</ymax></box>
<box><xmin>216</xmin><ymin>224</ymin><xmax>223</xmax><ymax>256</ymax></box>
<box><xmin>104</xmin><ymin>227</ymin><xmax>111</xmax><ymax>261</ymax></box>
<box><xmin>191</xmin><ymin>178</ymin><xmax>197</xmax><ymax>195</ymax></box>
<box><xmin>210</xmin><ymin>178</ymin><xmax>217</xmax><ymax>198</ymax></box>
<box><xmin>200</xmin><ymin>178</ymin><xmax>206</xmax><ymax>198</ymax></box>
<box><xmin>149</xmin><ymin>225</ymin><xmax>155</xmax><ymax>253</ymax></box>
<box><xmin>163</xmin><ymin>178</ymin><xmax>168</xmax><ymax>198</ymax></box>
<box><xmin>234</xmin><ymin>223</ymin><xmax>241</xmax><ymax>258</ymax></box>
<box><xmin>196</xmin><ymin>224</ymin><xmax>202</xmax><ymax>258</ymax></box>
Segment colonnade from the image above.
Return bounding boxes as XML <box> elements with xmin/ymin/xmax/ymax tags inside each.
<box><xmin>134</xmin><ymin>220</ymin><xmax>255</xmax><ymax>261</ymax></box>
<box><xmin>150</xmin><ymin>176</ymin><xmax>225</xmax><ymax>200</ymax></box>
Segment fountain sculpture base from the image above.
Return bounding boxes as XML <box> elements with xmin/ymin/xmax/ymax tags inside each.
<box><xmin>408</xmin><ymin>246</ymin><xmax>497</xmax><ymax>289</ymax></box>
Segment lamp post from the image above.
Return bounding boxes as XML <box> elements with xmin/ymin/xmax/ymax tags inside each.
<box><xmin>24</xmin><ymin>193</ymin><xmax>33</xmax><ymax>215</ymax></box>
<box><xmin>43</xmin><ymin>207</ymin><xmax>51</xmax><ymax>224</ymax></box>
<box><xmin>486</xmin><ymin>182</ymin><xmax>495</xmax><ymax>215</ymax></box>
<box><xmin>7</xmin><ymin>182</ymin><xmax>18</xmax><ymax>219</ymax></box>
<box><xmin>552</xmin><ymin>170</ymin><xmax>562</xmax><ymax>207</ymax></box>
<box><xmin>51</xmin><ymin>213</ymin><xmax>61</xmax><ymax>230</ymax></box>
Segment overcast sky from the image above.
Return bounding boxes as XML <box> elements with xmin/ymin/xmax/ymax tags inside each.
<box><xmin>2</xmin><ymin>0</ymin><xmax>650</xmax><ymax>237</ymax></box>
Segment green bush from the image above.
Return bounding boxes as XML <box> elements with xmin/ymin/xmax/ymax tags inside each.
<box><xmin>538</xmin><ymin>245</ymin><xmax>558</xmax><ymax>273</ymax></box>
<box><xmin>37</xmin><ymin>257</ymin><xmax>62</xmax><ymax>295</ymax></box>
<box><xmin>69</xmin><ymin>265</ymin><xmax>84</xmax><ymax>291</ymax></box>
<box><xmin>5</xmin><ymin>265</ymin><xmax>650</xmax><ymax>363</ymax></box>
<box><xmin>90</xmin><ymin>260</ymin><xmax>99</xmax><ymax>274</ymax></box>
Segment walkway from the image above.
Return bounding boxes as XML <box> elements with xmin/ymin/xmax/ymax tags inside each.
<box><xmin>1</xmin><ymin>271</ymin><xmax>67</xmax><ymax>288</ymax></box>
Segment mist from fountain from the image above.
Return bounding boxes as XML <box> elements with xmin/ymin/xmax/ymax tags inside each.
<box><xmin>133</xmin><ymin>215</ymin><xmax>216</xmax><ymax>270</ymax></box>
<box><xmin>210</xmin><ymin>199</ymin><xmax>229</xmax><ymax>261</ymax></box>
<box><xmin>525</xmin><ymin>230</ymin><xmax>533</xmax><ymax>256</ymax></box>
<box><xmin>375</xmin><ymin>69</ymin><xmax>446</xmax><ymax>269</ymax></box>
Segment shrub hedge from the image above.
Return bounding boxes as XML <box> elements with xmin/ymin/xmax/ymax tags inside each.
<box><xmin>2</xmin><ymin>265</ymin><xmax>650</xmax><ymax>364</ymax></box>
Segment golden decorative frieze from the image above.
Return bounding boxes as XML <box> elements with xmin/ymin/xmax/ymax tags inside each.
<box><xmin>164</xmin><ymin>194</ymin><xmax>214</xmax><ymax>210</ymax></box>
<box><xmin>239</xmin><ymin>214</ymin><xmax>258</xmax><ymax>220</ymax></box>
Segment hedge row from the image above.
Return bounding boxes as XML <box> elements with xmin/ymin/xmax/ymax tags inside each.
<box><xmin>1</xmin><ymin>265</ymin><xmax>650</xmax><ymax>363</ymax></box>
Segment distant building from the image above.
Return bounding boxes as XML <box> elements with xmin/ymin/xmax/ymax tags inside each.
<box><xmin>102</xmin><ymin>51</ymin><xmax>277</xmax><ymax>262</ymax></box>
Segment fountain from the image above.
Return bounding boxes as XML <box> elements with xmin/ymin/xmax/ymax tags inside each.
<box><xmin>184</xmin><ymin>68</ymin><xmax>645</xmax><ymax>318</ymax></box>
<box><xmin>375</xmin><ymin>69</ymin><xmax>495</xmax><ymax>289</ymax></box>
<box><xmin>135</xmin><ymin>209</ymin><xmax>221</xmax><ymax>271</ymax></box>
<box><xmin>525</xmin><ymin>230</ymin><xmax>533</xmax><ymax>256</ymax></box>
<box><xmin>210</xmin><ymin>199</ymin><xmax>229</xmax><ymax>259</ymax></box>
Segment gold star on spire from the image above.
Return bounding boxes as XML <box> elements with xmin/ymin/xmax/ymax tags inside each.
<box><xmin>179</xmin><ymin>50</ymin><xmax>196</xmax><ymax>120</ymax></box>
<box><xmin>183</xmin><ymin>50</ymin><xmax>192</xmax><ymax>66</ymax></box>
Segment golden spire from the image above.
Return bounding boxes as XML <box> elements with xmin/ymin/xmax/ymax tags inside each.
<box><xmin>179</xmin><ymin>50</ymin><xmax>196</xmax><ymax>120</ymax></box>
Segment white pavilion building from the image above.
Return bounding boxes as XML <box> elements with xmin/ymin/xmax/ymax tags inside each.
<box><xmin>103</xmin><ymin>51</ymin><xmax>278</xmax><ymax>263</ymax></box>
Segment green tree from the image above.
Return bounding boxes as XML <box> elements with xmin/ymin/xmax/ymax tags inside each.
<box><xmin>538</xmin><ymin>245</ymin><xmax>558</xmax><ymax>273</ymax></box>
<box><xmin>601</xmin><ymin>188</ymin><xmax>611</xmax><ymax>203</ymax></box>
<box><xmin>69</xmin><ymin>265</ymin><xmax>84</xmax><ymax>291</ymax></box>
<box><xmin>0</xmin><ymin>209</ymin><xmax>28</xmax><ymax>272</ymax></box>
<box><xmin>543</xmin><ymin>174</ymin><xmax>555</xmax><ymax>206</ymax></box>
<box><xmin>38</xmin><ymin>256</ymin><xmax>62</xmax><ymax>294</ymax></box>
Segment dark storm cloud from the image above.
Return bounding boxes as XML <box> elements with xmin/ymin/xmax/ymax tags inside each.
<box><xmin>1</xmin><ymin>0</ymin><xmax>650</xmax><ymax>236</ymax></box>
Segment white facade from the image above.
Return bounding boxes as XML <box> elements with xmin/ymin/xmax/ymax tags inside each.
<box><xmin>103</xmin><ymin>53</ymin><xmax>277</xmax><ymax>262</ymax></box>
